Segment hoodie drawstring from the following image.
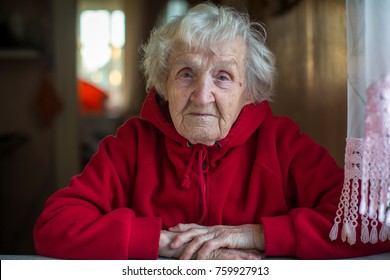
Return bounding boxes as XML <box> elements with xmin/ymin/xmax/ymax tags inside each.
<box><xmin>181</xmin><ymin>143</ymin><xmax>209</xmax><ymax>224</ymax></box>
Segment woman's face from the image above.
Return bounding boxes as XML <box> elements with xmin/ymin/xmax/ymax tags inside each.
<box><xmin>165</xmin><ymin>39</ymin><xmax>252</xmax><ymax>146</ymax></box>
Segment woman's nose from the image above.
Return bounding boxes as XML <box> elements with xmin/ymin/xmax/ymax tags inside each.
<box><xmin>190</xmin><ymin>76</ymin><xmax>215</xmax><ymax>105</ymax></box>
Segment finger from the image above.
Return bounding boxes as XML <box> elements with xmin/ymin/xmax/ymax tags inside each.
<box><xmin>208</xmin><ymin>249</ymin><xmax>244</xmax><ymax>260</ymax></box>
<box><xmin>169</xmin><ymin>234</ymin><xmax>190</xmax><ymax>249</ymax></box>
<box><xmin>179</xmin><ymin>233</ymin><xmax>214</xmax><ymax>260</ymax></box>
<box><xmin>196</xmin><ymin>238</ymin><xmax>227</xmax><ymax>260</ymax></box>
<box><xmin>233</xmin><ymin>249</ymin><xmax>264</xmax><ymax>260</ymax></box>
<box><xmin>208</xmin><ymin>249</ymin><xmax>263</xmax><ymax>260</ymax></box>
<box><xmin>170</xmin><ymin>227</ymin><xmax>209</xmax><ymax>249</ymax></box>
<box><xmin>208</xmin><ymin>248</ymin><xmax>248</xmax><ymax>260</ymax></box>
<box><xmin>168</xmin><ymin>223</ymin><xmax>205</xmax><ymax>232</ymax></box>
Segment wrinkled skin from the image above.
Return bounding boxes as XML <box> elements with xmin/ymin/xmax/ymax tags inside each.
<box><xmin>159</xmin><ymin>224</ymin><xmax>265</xmax><ymax>260</ymax></box>
<box><xmin>165</xmin><ymin>39</ymin><xmax>253</xmax><ymax>146</ymax></box>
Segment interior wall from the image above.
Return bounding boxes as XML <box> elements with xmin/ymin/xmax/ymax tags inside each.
<box><xmin>249</xmin><ymin>0</ymin><xmax>347</xmax><ymax>166</ymax></box>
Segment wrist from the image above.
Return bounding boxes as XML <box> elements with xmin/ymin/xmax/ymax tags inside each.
<box><xmin>252</xmin><ymin>224</ymin><xmax>265</xmax><ymax>251</ymax></box>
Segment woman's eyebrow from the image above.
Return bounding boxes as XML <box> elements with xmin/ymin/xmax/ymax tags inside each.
<box><xmin>215</xmin><ymin>59</ymin><xmax>238</xmax><ymax>69</ymax></box>
<box><xmin>171</xmin><ymin>53</ymin><xmax>199</xmax><ymax>65</ymax></box>
<box><xmin>211</xmin><ymin>59</ymin><xmax>239</xmax><ymax>75</ymax></box>
<box><xmin>173</xmin><ymin>59</ymin><xmax>194</xmax><ymax>68</ymax></box>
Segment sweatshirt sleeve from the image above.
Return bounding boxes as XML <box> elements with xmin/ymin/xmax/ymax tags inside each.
<box><xmin>33</xmin><ymin>120</ymin><xmax>162</xmax><ymax>260</ymax></box>
<box><xmin>260</xmin><ymin>117</ymin><xmax>390</xmax><ymax>259</ymax></box>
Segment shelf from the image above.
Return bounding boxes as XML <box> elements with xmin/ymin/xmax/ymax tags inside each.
<box><xmin>0</xmin><ymin>49</ymin><xmax>41</xmax><ymax>59</ymax></box>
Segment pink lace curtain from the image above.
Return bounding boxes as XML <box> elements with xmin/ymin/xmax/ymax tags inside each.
<box><xmin>330</xmin><ymin>0</ymin><xmax>390</xmax><ymax>244</ymax></box>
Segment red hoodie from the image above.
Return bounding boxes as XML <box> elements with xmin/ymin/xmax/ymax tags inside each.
<box><xmin>33</xmin><ymin>90</ymin><xmax>390</xmax><ymax>259</ymax></box>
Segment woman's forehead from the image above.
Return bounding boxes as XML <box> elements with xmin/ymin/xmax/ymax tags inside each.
<box><xmin>170</xmin><ymin>39</ymin><xmax>246</xmax><ymax>66</ymax></box>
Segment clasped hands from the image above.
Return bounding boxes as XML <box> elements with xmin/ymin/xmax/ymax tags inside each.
<box><xmin>159</xmin><ymin>223</ymin><xmax>265</xmax><ymax>260</ymax></box>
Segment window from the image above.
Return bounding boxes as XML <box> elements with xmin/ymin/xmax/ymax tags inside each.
<box><xmin>77</xmin><ymin>1</ymin><xmax>125</xmax><ymax>116</ymax></box>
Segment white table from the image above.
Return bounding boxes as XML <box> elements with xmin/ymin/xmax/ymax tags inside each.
<box><xmin>1</xmin><ymin>252</ymin><xmax>389</xmax><ymax>260</ymax></box>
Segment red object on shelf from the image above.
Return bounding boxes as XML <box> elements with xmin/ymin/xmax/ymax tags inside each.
<box><xmin>79</xmin><ymin>80</ymin><xmax>108</xmax><ymax>113</ymax></box>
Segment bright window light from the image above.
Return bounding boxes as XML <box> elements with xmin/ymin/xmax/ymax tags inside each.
<box><xmin>78</xmin><ymin>8</ymin><xmax>126</xmax><ymax>115</ymax></box>
<box><xmin>111</xmin><ymin>11</ymin><xmax>125</xmax><ymax>48</ymax></box>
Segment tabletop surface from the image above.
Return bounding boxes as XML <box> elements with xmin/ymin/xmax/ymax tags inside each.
<box><xmin>1</xmin><ymin>252</ymin><xmax>389</xmax><ymax>260</ymax></box>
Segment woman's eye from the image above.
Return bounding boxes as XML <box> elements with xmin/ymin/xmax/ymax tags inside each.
<box><xmin>179</xmin><ymin>71</ymin><xmax>193</xmax><ymax>79</ymax></box>
<box><xmin>217</xmin><ymin>74</ymin><xmax>230</xmax><ymax>81</ymax></box>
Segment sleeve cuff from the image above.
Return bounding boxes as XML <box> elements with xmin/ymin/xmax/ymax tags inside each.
<box><xmin>261</xmin><ymin>215</ymin><xmax>296</xmax><ymax>256</ymax></box>
<box><xmin>128</xmin><ymin>217</ymin><xmax>162</xmax><ymax>259</ymax></box>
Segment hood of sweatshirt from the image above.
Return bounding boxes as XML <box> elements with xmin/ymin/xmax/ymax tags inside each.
<box><xmin>140</xmin><ymin>89</ymin><xmax>271</xmax><ymax>223</ymax></box>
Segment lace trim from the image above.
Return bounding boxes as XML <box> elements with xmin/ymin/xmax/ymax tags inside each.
<box><xmin>330</xmin><ymin>75</ymin><xmax>390</xmax><ymax>244</ymax></box>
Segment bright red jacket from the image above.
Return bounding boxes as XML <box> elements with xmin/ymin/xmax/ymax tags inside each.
<box><xmin>33</xmin><ymin>90</ymin><xmax>390</xmax><ymax>259</ymax></box>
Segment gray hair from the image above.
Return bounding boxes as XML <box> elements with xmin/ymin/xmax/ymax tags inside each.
<box><xmin>141</xmin><ymin>2</ymin><xmax>276</xmax><ymax>103</ymax></box>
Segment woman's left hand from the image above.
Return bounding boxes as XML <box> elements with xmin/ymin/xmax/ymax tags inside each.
<box><xmin>168</xmin><ymin>223</ymin><xmax>265</xmax><ymax>260</ymax></box>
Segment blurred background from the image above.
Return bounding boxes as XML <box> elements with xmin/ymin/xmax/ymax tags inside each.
<box><xmin>0</xmin><ymin>0</ymin><xmax>346</xmax><ymax>255</ymax></box>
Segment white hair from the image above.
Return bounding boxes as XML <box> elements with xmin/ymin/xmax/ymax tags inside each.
<box><xmin>141</xmin><ymin>2</ymin><xmax>276</xmax><ymax>103</ymax></box>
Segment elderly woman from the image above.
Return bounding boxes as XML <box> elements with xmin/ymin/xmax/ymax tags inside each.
<box><xmin>34</xmin><ymin>3</ymin><xmax>389</xmax><ymax>260</ymax></box>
